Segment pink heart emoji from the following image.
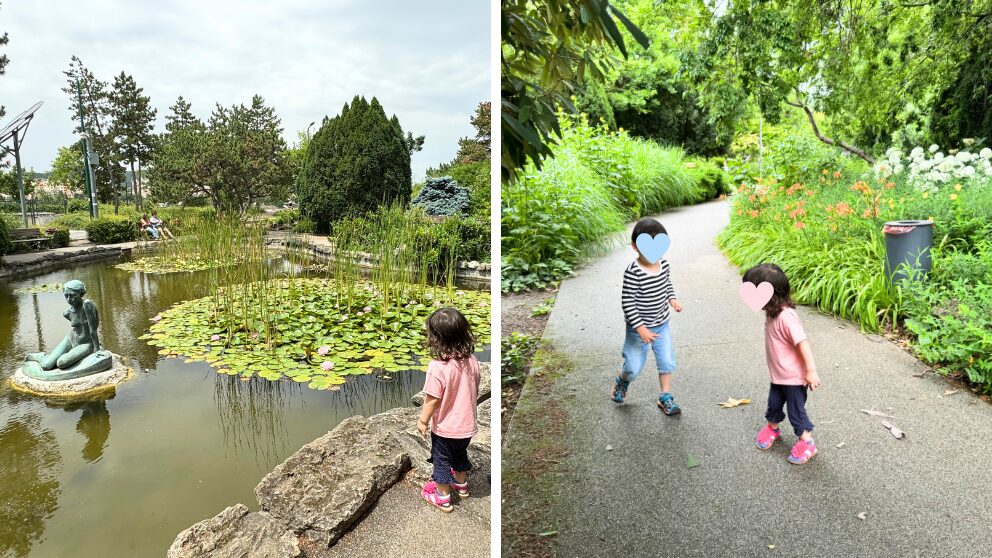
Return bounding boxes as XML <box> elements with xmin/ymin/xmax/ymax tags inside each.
<box><xmin>740</xmin><ymin>281</ymin><xmax>774</xmax><ymax>312</ymax></box>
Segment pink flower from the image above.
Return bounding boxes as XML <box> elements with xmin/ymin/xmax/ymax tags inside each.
<box><xmin>356</xmin><ymin>311</ymin><xmax>364</xmax><ymax>317</ymax></box>
<box><xmin>317</xmin><ymin>345</ymin><xmax>331</xmax><ymax>356</ymax></box>
<box><xmin>363</xmin><ymin>306</ymin><xmax>372</xmax><ymax>313</ymax></box>
<box><xmin>252</xmin><ymin>332</ymin><xmax>260</xmax><ymax>339</ymax></box>
<box><xmin>152</xmin><ymin>314</ymin><xmax>162</xmax><ymax>322</ymax></box>
<box><xmin>321</xmin><ymin>361</ymin><xmax>335</xmax><ymax>371</ymax></box>
<box><xmin>210</xmin><ymin>334</ymin><xmax>221</xmax><ymax>341</ymax></box>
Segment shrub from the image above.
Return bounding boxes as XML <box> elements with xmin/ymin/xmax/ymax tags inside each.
<box><xmin>85</xmin><ymin>216</ymin><xmax>139</xmax><ymax>244</ymax></box>
<box><xmin>270</xmin><ymin>209</ymin><xmax>300</xmax><ymax>230</ymax></box>
<box><xmin>294</xmin><ymin>217</ymin><xmax>316</xmax><ymax>234</ymax></box>
<box><xmin>67</xmin><ymin>198</ymin><xmax>89</xmax><ymax>212</ymax></box>
<box><xmin>297</xmin><ymin>96</ymin><xmax>412</xmax><ymax>233</ymax></box>
<box><xmin>0</xmin><ymin>217</ymin><xmax>10</xmax><ymax>256</ymax></box>
<box><xmin>42</xmin><ymin>227</ymin><xmax>70</xmax><ymax>248</ymax></box>
<box><xmin>446</xmin><ymin>160</ymin><xmax>491</xmax><ymax>217</ymax></box>
<box><xmin>51</xmin><ymin>212</ymin><xmax>92</xmax><ymax>230</ymax></box>
<box><xmin>687</xmin><ymin>162</ymin><xmax>731</xmax><ymax>200</ymax></box>
<box><xmin>412</xmin><ymin>176</ymin><xmax>471</xmax><ymax>216</ymax></box>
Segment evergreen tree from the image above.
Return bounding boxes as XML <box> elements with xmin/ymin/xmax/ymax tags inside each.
<box><xmin>109</xmin><ymin>72</ymin><xmax>157</xmax><ymax>210</ymax></box>
<box><xmin>297</xmin><ymin>96</ymin><xmax>413</xmax><ymax>232</ymax></box>
<box><xmin>148</xmin><ymin>96</ymin><xmax>207</xmax><ymax>205</ymax></box>
<box><xmin>0</xmin><ymin>2</ymin><xmax>8</xmax><ymax>122</ymax></box>
<box><xmin>62</xmin><ymin>56</ymin><xmax>125</xmax><ymax>207</ymax></box>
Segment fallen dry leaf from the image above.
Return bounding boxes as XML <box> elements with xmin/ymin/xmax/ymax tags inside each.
<box><xmin>881</xmin><ymin>421</ymin><xmax>906</xmax><ymax>439</ymax></box>
<box><xmin>718</xmin><ymin>397</ymin><xmax>752</xmax><ymax>408</ymax></box>
<box><xmin>820</xmin><ymin>420</ymin><xmax>836</xmax><ymax>425</ymax></box>
<box><xmin>942</xmin><ymin>389</ymin><xmax>959</xmax><ymax>397</ymax></box>
<box><xmin>768</xmin><ymin>545</ymin><xmax>776</xmax><ymax>549</ymax></box>
<box><xmin>860</xmin><ymin>409</ymin><xmax>897</xmax><ymax>419</ymax></box>
<box><xmin>857</xmin><ymin>512</ymin><xmax>867</xmax><ymax>521</ymax></box>
<box><xmin>836</xmin><ymin>442</ymin><xmax>845</xmax><ymax>449</ymax></box>
<box><xmin>605</xmin><ymin>445</ymin><xmax>613</xmax><ymax>452</ymax></box>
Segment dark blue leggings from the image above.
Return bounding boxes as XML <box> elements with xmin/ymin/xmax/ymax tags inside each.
<box><xmin>765</xmin><ymin>383</ymin><xmax>814</xmax><ymax>437</ymax></box>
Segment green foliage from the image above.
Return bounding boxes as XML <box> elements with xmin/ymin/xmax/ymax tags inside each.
<box><xmin>501</xmin><ymin>331</ymin><xmax>540</xmax><ymax>386</ymax></box>
<box><xmin>455</xmin><ymin>102</ymin><xmax>491</xmax><ymax>165</ymax></box>
<box><xmin>109</xmin><ymin>71</ymin><xmax>157</xmax><ymax>209</ymax></box>
<box><xmin>85</xmin><ymin>216</ymin><xmax>139</xmax><ymax>244</ymax></box>
<box><xmin>294</xmin><ymin>216</ymin><xmax>316</xmax><ymax>234</ymax></box>
<box><xmin>501</xmin><ymin>0</ymin><xmax>649</xmax><ymax>181</ymax></box>
<box><xmin>49</xmin><ymin>143</ymin><xmax>87</xmax><ymax>197</ymax></box>
<box><xmin>685</xmin><ymin>161</ymin><xmax>730</xmax><ymax>200</ymax></box>
<box><xmin>0</xmin><ymin>215</ymin><xmax>10</xmax><ymax>256</ymax></box>
<box><xmin>446</xmin><ymin>160</ymin><xmax>491</xmax><ymax>217</ymax></box>
<box><xmin>412</xmin><ymin>176</ymin><xmax>471</xmax><ymax>216</ymax></box>
<box><xmin>502</xmin><ymin>114</ymin><xmax>707</xmax><ymax>291</ymax></box>
<box><xmin>50</xmin><ymin>212</ymin><xmax>90</xmax><ymax>230</ymax></box>
<box><xmin>148</xmin><ymin>96</ymin><xmax>206</xmax><ymax>206</ymax></box>
<box><xmin>269</xmin><ymin>209</ymin><xmax>300</xmax><ymax>230</ymax></box>
<box><xmin>530</xmin><ymin>297</ymin><xmax>555</xmax><ymax>317</ymax></box>
<box><xmin>297</xmin><ymin>96</ymin><xmax>412</xmax><ymax>233</ymax></box>
<box><xmin>41</xmin><ymin>227</ymin><xmax>70</xmax><ymax>248</ymax></box>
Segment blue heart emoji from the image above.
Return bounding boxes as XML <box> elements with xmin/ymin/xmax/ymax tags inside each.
<box><xmin>635</xmin><ymin>233</ymin><xmax>671</xmax><ymax>264</ymax></box>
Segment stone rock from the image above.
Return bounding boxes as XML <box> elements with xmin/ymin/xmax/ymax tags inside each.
<box><xmin>9</xmin><ymin>353</ymin><xmax>130</xmax><ymax>397</ymax></box>
<box><xmin>167</xmin><ymin>504</ymin><xmax>301</xmax><ymax>558</ymax></box>
<box><xmin>254</xmin><ymin>411</ymin><xmax>414</xmax><ymax>548</ymax></box>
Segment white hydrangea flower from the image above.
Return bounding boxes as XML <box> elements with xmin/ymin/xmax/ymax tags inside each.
<box><xmin>929</xmin><ymin>144</ymin><xmax>940</xmax><ymax>153</ymax></box>
<box><xmin>980</xmin><ymin>148</ymin><xmax>992</xmax><ymax>159</ymax></box>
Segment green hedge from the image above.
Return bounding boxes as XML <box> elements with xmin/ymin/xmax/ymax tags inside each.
<box><xmin>42</xmin><ymin>227</ymin><xmax>70</xmax><ymax>248</ymax></box>
<box><xmin>0</xmin><ymin>217</ymin><xmax>11</xmax><ymax>256</ymax></box>
<box><xmin>85</xmin><ymin>216</ymin><xmax>139</xmax><ymax>244</ymax></box>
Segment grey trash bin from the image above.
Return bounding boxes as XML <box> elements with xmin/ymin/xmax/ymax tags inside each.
<box><xmin>883</xmin><ymin>220</ymin><xmax>933</xmax><ymax>283</ymax></box>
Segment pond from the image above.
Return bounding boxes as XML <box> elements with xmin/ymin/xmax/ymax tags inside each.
<box><xmin>0</xmin><ymin>256</ymin><xmax>488</xmax><ymax>558</ymax></box>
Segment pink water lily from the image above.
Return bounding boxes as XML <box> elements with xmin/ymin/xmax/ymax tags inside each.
<box><xmin>317</xmin><ymin>345</ymin><xmax>331</xmax><ymax>356</ymax></box>
<box><xmin>210</xmin><ymin>334</ymin><xmax>221</xmax><ymax>341</ymax></box>
<box><xmin>321</xmin><ymin>361</ymin><xmax>335</xmax><ymax>371</ymax></box>
<box><xmin>152</xmin><ymin>315</ymin><xmax>162</xmax><ymax>322</ymax></box>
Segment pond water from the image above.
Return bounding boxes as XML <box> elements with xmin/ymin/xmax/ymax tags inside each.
<box><xmin>0</xmin><ymin>256</ymin><xmax>485</xmax><ymax>558</ymax></box>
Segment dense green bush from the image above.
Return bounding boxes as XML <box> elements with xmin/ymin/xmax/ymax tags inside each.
<box><xmin>412</xmin><ymin>176</ymin><xmax>471</xmax><ymax>216</ymax></box>
<box><xmin>687</xmin><ymin>161</ymin><xmax>731</xmax><ymax>199</ymax></box>
<box><xmin>502</xmin><ymin>114</ymin><xmax>708</xmax><ymax>291</ymax></box>
<box><xmin>67</xmin><ymin>198</ymin><xmax>89</xmax><ymax>213</ymax></box>
<box><xmin>43</xmin><ymin>227</ymin><xmax>70</xmax><ymax>248</ymax></box>
<box><xmin>447</xmin><ymin>160</ymin><xmax>490</xmax><ymax>217</ymax></box>
<box><xmin>51</xmin><ymin>212</ymin><xmax>92</xmax><ymax>230</ymax></box>
<box><xmin>269</xmin><ymin>209</ymin><xmax>300</xmax><ymax>230</ymax></box>
<box><xmin>294</xmin><ymin>217</ymin><xmax>316</xmax><ymax>234</ymax></box>
<box><xmin>0</xmin><ymin>217</ymin><xmax>11</xmax><ymax>256</ymax></box>
<box><xmin>297</xmin><ymin>96</ymin><xmax>412</xmax><ymax>233</ymax></box>
<box><xmin>85</xmin><ymin>216</ymin><xmax>139</xmax><ymax>244</ymax></box>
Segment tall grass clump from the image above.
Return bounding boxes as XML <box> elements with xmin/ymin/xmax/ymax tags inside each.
<box><xmin>502</xmin><ymin>112</ymin><xmax>724</xmax><ymax>292</ymax></box>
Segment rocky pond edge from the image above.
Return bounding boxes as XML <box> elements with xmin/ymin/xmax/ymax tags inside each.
<box><xmin>166</xmin><ymin>363</ymin><xmax>491</xmax><ymax>558</ymax></box>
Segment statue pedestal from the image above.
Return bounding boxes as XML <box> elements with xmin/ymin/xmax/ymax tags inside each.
<box><xmin>10</xmin><ymin>353</ymin><xmax>132</xmax><ymax>398</ymax></box>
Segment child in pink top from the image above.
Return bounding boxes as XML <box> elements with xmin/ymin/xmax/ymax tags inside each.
<box><xmin>417</xmin><ymin>308</ymin><xmax>481</xmax><ymax>512</ymax></box>
<box><xmin>744</xmin><ymin>263</ymin><xmax>822</xmax><ymax>465</ymax></box>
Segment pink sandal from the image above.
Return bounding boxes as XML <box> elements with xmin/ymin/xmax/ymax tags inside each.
<box><xmin>755</xmin><ymin>425</ymin><xmax>781</xmax><ymax>450</ymax></box>
<box><xmin>451</xmin><ymin>469</ymin><xmax>469</xmax><ymax>497</ymax></box>
<box><xmin>421</xmin><ymin>481</ymin><xmax>453</xmax><ymax>512</ymax></box>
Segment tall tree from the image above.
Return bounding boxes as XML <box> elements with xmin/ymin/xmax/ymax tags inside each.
<box><xmin>297</xmin><ymin>96</ymin><xmax>412</xmax><ymax>232</ymax></box>
<box><xmin>455</xmin><ymin>101</ymin><xmax>491</xmax><ymax>165</ymax></box>
<box><xmin>0</xmin><ymin>2</ymin><xmax>9</xmax><ymax>122</ymax></box>
<box><xmin>148</xmin><ymin>96</ymin><xmax>206</xmax><ymax>205</ymax></box>
<box><xmin>109</xmin><ymin>72</ymin><xmax>157</xmax><ymax>210</ymax></box>
<box><xmin>501</xmin><ymin>0</ymin><xmax>649</xmax><ymax>181</ymax></box>
<box><xmin>49</xmin><ymin>142</ymin><xmax>87</xmax><ymax>197</ymax></box>
<box><xmin>62</xmin><ymin>56</ymin><xmax>124</xmax><ymax>207</ymax></box>
<box><xmin>200</xmin><ymin>95</ymin><xmax>291</xmax><ymax>213</ymax></box>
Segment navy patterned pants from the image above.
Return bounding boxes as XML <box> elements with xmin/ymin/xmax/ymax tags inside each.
<box><xmin>428</xmin><ymin>432</ymin><xmax>473</xmax><ymax>484</ymax></box>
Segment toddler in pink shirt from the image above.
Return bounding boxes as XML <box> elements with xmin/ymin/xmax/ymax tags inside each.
<box><xmin>417</xmin><ymin>308</ymin><xmax>481</xmax><ymax>512</ymax></box>
<box><xmin>744</xmin><ymin>263</ymin><xmax>822</xmax><ymax>465</ymax></box>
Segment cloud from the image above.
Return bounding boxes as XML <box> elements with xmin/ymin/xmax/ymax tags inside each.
<box><xmin>0</xmin><ymin>0</ymin><xmax>490</xmax><ymax>180</ymax></box>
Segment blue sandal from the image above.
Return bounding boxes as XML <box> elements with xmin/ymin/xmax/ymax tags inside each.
<box><xmin>612</xmin><ymin>376</ymin><xmax>629</xmax><ymax>403</ymax></box>
<box><xmin>658</xmin><ymin>393</ymin><xmax>681</xmax><ymax>415</ymax></box>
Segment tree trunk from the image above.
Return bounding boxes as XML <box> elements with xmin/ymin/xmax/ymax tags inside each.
<box><xmin>131</xmin><ymin>160</ymin><xmax>142</xmax><ymax>211</ymax></box>
<box><xmin>785</xmin><ymin>92</ymin><xmax>876</xmax><ymax>164</ymax></box>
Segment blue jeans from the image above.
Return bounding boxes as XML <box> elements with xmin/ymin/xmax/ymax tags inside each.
<box><xmin>621</xmin><ymin>322</ymin><xmax>676</xmax><ymax>382</ymax></box>
<box><xmin>765</xmin><ymin>383</ymin><xmax>814</xmax><ymax>437</ymax></box>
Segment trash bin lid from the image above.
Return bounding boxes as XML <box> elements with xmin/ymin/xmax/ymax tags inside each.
<box><xmin>883</xmin><ymin>219</ymin><xmax>933</xmax><ymax>235</ymax></box>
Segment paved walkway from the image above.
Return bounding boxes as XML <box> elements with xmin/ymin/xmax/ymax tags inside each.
<box><xmin>508</xmin><ymin>199</ymin><xmax>992</xmax><ymax>556</ymax></box>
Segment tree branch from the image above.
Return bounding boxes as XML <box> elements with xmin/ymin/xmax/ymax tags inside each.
<box><xmin>789</xmin><ymin>91</ymin><xmax>876</xmax><ymax>164</ymax></box>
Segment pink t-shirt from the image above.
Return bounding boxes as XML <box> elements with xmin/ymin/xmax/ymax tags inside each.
<box><xmin>765</xmin><ymin>307</ymin><xmax>809</xmax><ymax>385</ymax></box>
<box><xmin>422</xmin><ymin>355</ymin><xmax>480</xmax><ymax>439</ymax></box>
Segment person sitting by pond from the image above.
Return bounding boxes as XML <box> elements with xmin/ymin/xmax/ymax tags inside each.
<box><xmin>139</xmin><ymin>214</ymin><xmax>160</xmax><ymax>240</ymax></box>
<box><xmin>417</xmin><ymin>307</ymin><xmax>481</xmax><ymax>513</ymax></box>
<box><xmin>150</xmin><ymin>210</ymin><xmax>174</xmax><ymax>239</ymax></box>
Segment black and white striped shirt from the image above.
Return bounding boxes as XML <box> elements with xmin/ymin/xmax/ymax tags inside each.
<box><xmin>622</xmin><ymin>259</ymin><xmax>676</xmax><ymax>329</ymax></box>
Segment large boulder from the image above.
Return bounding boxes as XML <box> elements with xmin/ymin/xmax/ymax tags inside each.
<box><xmin>254</xmin><ymin>411</ymin><xmax>414</xmax><ymax>548</ymax></box>
<box><xmin>167</xmin><ymin>504</ymin><xmax>300</xmax><ymax>558</ymax></box>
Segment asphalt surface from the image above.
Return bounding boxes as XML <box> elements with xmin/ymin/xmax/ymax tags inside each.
<box><xmin>519</xmin><ymin>199</ymin><xmax>992</xmax><ymax>557</ymax></box>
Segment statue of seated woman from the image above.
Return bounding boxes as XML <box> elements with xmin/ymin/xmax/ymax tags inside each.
<box><xmin>23</xmin><ymin>280</ymin><xmax>112</xmax><ymax>381</ymax></box>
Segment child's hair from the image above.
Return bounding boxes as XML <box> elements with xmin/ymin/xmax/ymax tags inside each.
<box><xmin>742</xmin><ymin>263</ymin><xmax>796</xmax><ymax>318</ymax></box>
<box><xmin>631</xmin><ymin>218</ymin><xmax>667</xmax><ymax>243</ymax></box>
<box><xmin>426</xmin><ymin>308</ymin><xmax>476</xmax><ymax>360</ymax></box>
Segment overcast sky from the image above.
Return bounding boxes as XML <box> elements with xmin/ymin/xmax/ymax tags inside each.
<box><xmin>0</xmin><ymin>0</ymin><xmax>490</xmax><ymax>180</ymax></box>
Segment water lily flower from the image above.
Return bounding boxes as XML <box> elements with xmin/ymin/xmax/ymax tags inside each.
<box><xmin>211</xmin><ymin>334</ymin><xmax>221</xmax><ymax>341</ymax></box>
<box><xmin>317</xmin><ymin>345</ymin><xmax>331</xmax><ymax>356</ymax></box>
<box><xmin>321</xmin><ymin>361</ymin><xmax>335</xmax><ymax>371</ymax></box>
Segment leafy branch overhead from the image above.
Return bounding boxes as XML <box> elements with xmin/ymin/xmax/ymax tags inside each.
<box><xmin>501</xmin><ymin>0</ymin><xmax>649</xmax><ymax>182</ymax></box>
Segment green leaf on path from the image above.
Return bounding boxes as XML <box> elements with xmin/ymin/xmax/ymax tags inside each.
<box><xmin>687</xmin><ymin>454</ymin><xmax>699</xmax><ymax>469</ymax></box>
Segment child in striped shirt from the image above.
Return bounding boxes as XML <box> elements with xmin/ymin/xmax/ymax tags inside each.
<box><xmin>612</xmin><ymin>218</ymin><xmax>684</xmax><ymax>414</ymax></box>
